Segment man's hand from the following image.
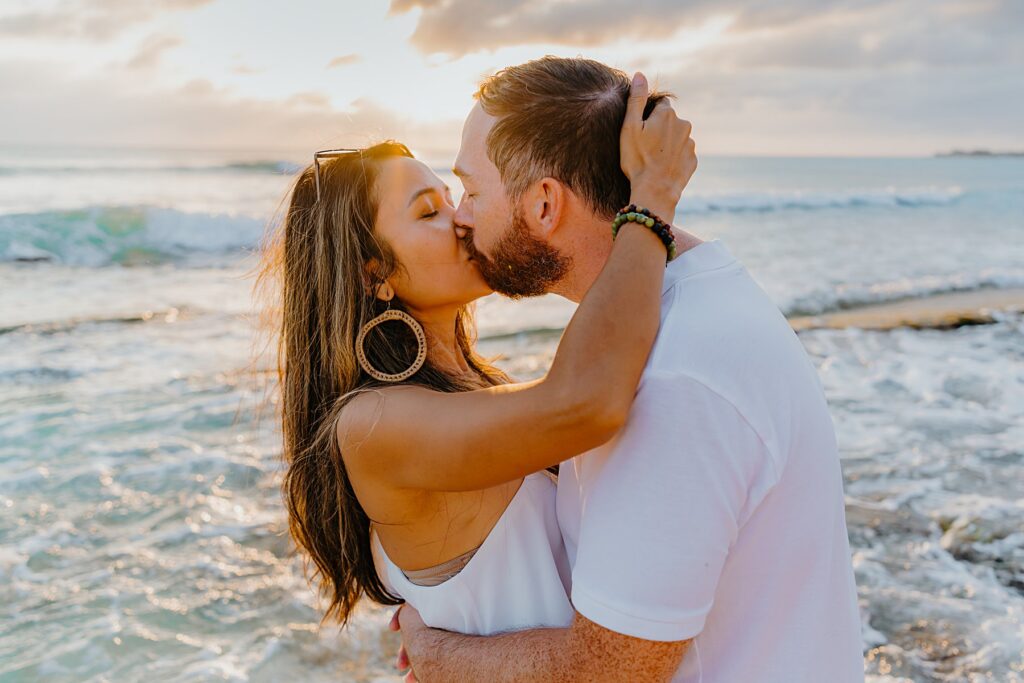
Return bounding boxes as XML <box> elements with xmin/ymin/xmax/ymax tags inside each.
<box><xmin>619</xmin><ymin>71</ymin><xmax>697</xmax><ymax>222</ymax></box>
<box><xmin>389</xmin><ymin>605</ymin><xmax>425</xmax><ymax>683</ymax></box>
<box><xmin>387</xmin><ymin>605</ymin><xmax>688</xmax><ymax>683</ymax></box>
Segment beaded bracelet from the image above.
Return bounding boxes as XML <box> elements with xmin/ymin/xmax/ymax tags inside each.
<box><xmin>611</xmin><ymin>204</ymin><xmax>678</xmax><ymax>263</ymax></box>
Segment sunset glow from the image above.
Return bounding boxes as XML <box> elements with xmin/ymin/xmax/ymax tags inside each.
<box><xmin>3</xmin><ymin>0</ymin><xmax>1021</xmax><ymax>160</ymax></box>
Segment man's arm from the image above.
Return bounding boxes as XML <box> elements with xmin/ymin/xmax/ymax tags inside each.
<box><xmin>396</xmin><ymin>605</ymin><xmax>690</xmax><ymax>683</ymax></box>
<box><xmin>394</xmin><ymin>374</ymin><xmax>773</xmax><ymax>681</ymax></box>
<box><xmin>392</xmin><ymin>374</ymin><xmax>772</xmax><ymax>681</ymax></box>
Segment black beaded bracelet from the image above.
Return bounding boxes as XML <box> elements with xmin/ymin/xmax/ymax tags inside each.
<box><xmin>611</xmin><ymin>204</ymin><xmax>678</xmax><ymax>263</ymax></box>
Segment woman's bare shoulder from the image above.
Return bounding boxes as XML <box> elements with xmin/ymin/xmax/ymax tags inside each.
<box><xmin>335</xmin><ymin>385</ymin><xmax>433</xmax><ymax>459</ymax></box>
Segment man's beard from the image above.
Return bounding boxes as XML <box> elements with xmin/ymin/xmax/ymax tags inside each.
<box><xmin>460</xmin><ymin>208</ymin><xmax>571</xmax><ymax>299</ymax></box>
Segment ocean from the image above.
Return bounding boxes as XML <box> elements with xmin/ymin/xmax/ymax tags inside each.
<box><xmin>1</xmin><ymin>146</ymin><xmax>1022</xmax><ymax>682</ymax></box>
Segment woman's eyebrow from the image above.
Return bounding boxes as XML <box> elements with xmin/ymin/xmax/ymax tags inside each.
<box><xmin>407</xmin><ymin>186</ymin><xmax>437</xmax><ymax>207</ymax></box>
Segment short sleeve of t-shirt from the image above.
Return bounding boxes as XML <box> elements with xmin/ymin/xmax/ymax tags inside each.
<box><xmin>569</xmin><ymin>372</ymin><xmax>779</xmax><ymax>642</ymax></box>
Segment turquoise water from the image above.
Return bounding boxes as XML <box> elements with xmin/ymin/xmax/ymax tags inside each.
<box><xmin>1</xmin><ymin>148</ymin><xmax>1023</xmax><ymax>682</ymax></box>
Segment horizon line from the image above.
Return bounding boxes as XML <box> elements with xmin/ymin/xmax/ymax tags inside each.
<box><xmin>0</xmin><ymin>140</ymin><xmax>997</xmax><ymax>162</ymax></box>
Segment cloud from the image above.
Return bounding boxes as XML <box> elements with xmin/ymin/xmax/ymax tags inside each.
<box><xmin>380</xmin><ymin>0</ymin><xmax>1023</xmax><ymax>155</ymax></box>
<box><xmin>387</xmin><ymin>0</ymin><xmax>884</xmax><ymax>57</ymax></box>
<box><xmin>126</xmin><ymin>34</ymin><xmax>183</xmax><ymax>69</ymax></box>
<box><xmin>0</xmin><ymin>0</ymin><xmax>214</xmax><ymax>42</ymax></box>
<box><xmin>0</xmin><ymin>59</ymin><xmax>463</xmax><ymax>163</ymax></box>
<box><xmin>695</xmin><ymin>2</ymin><xmax>1023</xmax><ymax>71</ymax></box>
<box><xmin>648</xmin><ymin>40</ymin><xmax>1023</xmax><ymax>153</ymax></box>
<box><xmin>327</xmin><ymin>54</ymin><xmax>361</xmax><ymax>69</ymax></box>
<box><xmin>2</xmin><ymin>0</ymin><xmax>1020</xmax><ymax>157</ymax></box>
<box><xmin>389</xmin><ymin>0</ymin><xmax>1023</xmax><ymax>68</ymax></box>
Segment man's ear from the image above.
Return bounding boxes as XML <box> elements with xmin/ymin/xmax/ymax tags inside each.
<box><xmin>524</xmin><ymin>177</ymin><xmax>566</xmax><ymax>240</ymax></box>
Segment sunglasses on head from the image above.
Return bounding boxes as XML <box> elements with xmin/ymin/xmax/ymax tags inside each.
<box><xmin>312</xmin><ymin>148</ymin><xmax>362</xmax><ymax>202</ymax></box>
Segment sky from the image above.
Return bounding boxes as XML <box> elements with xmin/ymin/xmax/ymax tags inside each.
<box><xmin>2</xmin><ymin>0</ymin><xmax>1022</xmax><ymax>162</ymax></box>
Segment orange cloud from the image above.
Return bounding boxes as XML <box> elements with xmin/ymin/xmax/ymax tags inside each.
<box><xmin>0</xmin><ymin>60</ymin><xmax>462</xmax><ymax>163</ymax></box>
<box><xmin>327</xmin><ymin>54</ymin><xmax>361</xmax><ymax>69</ymax></box>
<box><xmin>126</xmin><ymin>34</ymin><xmax>184</xmax><ymax>70</ymax></box>
<box><xmin>0</xmin><ymin>0</ymin><xmax>215</xmax><ymax>42</ymax></box>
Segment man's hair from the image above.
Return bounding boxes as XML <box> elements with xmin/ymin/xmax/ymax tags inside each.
<box><xmin>474</xmin><ymin>56</ymin><xmax>673</xmax><ymax>219</ymax></box>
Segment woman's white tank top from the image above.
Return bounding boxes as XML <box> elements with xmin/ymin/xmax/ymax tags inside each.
<box><xmin>370</xmin><ymin>471</ymin><xmax>574</xmax><ymax>635</ymax></box>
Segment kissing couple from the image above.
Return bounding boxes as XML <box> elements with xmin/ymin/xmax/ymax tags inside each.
<box><xmin>261</xmin><ymin>55</ymin><xmax>864</xmax><ymax>682</ymax></box>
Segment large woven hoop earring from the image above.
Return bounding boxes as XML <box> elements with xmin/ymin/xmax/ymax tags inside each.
<box><xmin>355</xmin><ymin>309</ymin><xmax>427</xmax><ymax>382</ymax></box>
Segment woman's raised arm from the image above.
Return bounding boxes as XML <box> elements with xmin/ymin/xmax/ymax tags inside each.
<box><xmin>341</xmin><ymin>73</ymin><xmax>697</xmax><ymax>492</ymax></box>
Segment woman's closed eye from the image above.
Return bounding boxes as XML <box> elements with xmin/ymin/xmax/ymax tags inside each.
<box><xmin>414</xmin><ymin>185</ymin><xmax>453</xmax><ymax>219</ymax></box>
<box><xmin>418</xmin><ymin>197</ymin><xmax>441</xmax><ymax>220</ymax></box>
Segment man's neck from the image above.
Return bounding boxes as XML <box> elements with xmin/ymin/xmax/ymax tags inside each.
<box><xmin>552</xmin><ymin>217</ymin><xmax>704</xmax><ymax>304</ymax></box>
<box><xmin>550</xmin><ymin>214</ymin><xmax>614</xmax><ymax>304</ymax></box>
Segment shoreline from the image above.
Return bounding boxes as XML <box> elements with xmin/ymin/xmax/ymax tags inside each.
<box><xmin>789</xmin><ymin>288</ymin><xmax>1024</xmax><ymax>332</ymax></box>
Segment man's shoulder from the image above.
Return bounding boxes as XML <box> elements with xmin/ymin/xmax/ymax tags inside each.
<box><xmin>653</xmin><ymin>263</ymin><xmax>801</xmax><ymax>374</ymax></box>
<box><xmin>640</xmin><ymin>266</ymin><xmax>827</xmax><ymax>466</ymax></box>
<box><xmin>634</xmin><ymin>368</ymin><xmax>755</xmax><ymax>430</ymax></box>
<box><xmin>661</xmin><ymin>255</ymin><xmax>784</xmax><ymax>322</ymax></box>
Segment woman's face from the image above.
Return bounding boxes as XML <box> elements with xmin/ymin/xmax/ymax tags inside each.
<box><xmin>373</xmin><ymin>156</ymin><xmax>492</xmax><ymax>311</ymax></box>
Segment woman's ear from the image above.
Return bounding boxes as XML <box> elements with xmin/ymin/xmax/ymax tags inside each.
<box><xmin>526</xmin><ymin>177</ymin><xmax>566</xmax><ymax>240</ymax></box>
<box><xmin>375</xmin><ymin>281</ymin><xmax>395</xmax><ymax>302</ymax></box>
<box><xmin>363</xmin><ymin>259</ymin><xmax>394</xmax><ymax>302</ymax></box>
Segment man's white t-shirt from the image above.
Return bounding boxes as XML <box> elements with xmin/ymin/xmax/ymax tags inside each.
<box><xmin>557</xmin><ymin>239</ymin><xmax>864</xmax><ymax>682</ymax></box>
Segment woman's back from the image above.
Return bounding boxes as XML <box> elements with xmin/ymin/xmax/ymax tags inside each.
<box><xmin>371</xmin><ymin>472</ymin><xmax>573</xmax><ymax>635</ymax></box>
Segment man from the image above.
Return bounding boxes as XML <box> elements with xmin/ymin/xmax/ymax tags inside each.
<box><xmin>394</xmin><ymin>56</ymin><xmax>864</xmax><ymax>682</ymax></box>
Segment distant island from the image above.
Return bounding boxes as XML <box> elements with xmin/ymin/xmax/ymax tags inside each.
<box><xmin>936</xmin><ymin>149</ymin><xmax>1024</xmax><ymax>157</ymax></box>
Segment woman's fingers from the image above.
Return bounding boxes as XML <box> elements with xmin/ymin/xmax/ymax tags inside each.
<box><xmin>619</xmin><ymin>69</ymin><xmax>698</xmax><ymax>213</ymax></box>
<box><xmin>677</xmin><ymin>117</ymin><xmax>693</xmax><ymax>139</ymax></box>
<box><xmin>646</xmin><ymin>97</ymin><xmax>674</xmax><ymax>122</ymax></box>
<box><xmin>624</xmin><ymin>71</ymin><xmax>650</xmax><ymax>130</ymax></box>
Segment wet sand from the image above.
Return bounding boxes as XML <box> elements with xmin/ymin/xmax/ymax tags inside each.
<box><xmin>789</xmin><ymin>288</ymin><xmax>1024</xmax><ymax>331</ymax></box>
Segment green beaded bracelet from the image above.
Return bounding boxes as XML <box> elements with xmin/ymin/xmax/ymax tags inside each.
<box><xmin>611</xmin><ymin>204</ymin><xmax>678</xmax><ymax>263</ymax></box>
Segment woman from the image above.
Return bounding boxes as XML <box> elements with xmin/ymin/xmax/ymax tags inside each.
<box><xmin>257</xmin><ymin>86</ymin><xmax>694</xmax><ymax>636</ymax></box>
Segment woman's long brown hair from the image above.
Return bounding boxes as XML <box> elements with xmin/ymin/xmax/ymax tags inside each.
<box><xmin>254</xmin><ymin>141</ymin><xmax>508</xmax><ymax>625</ymax></box>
